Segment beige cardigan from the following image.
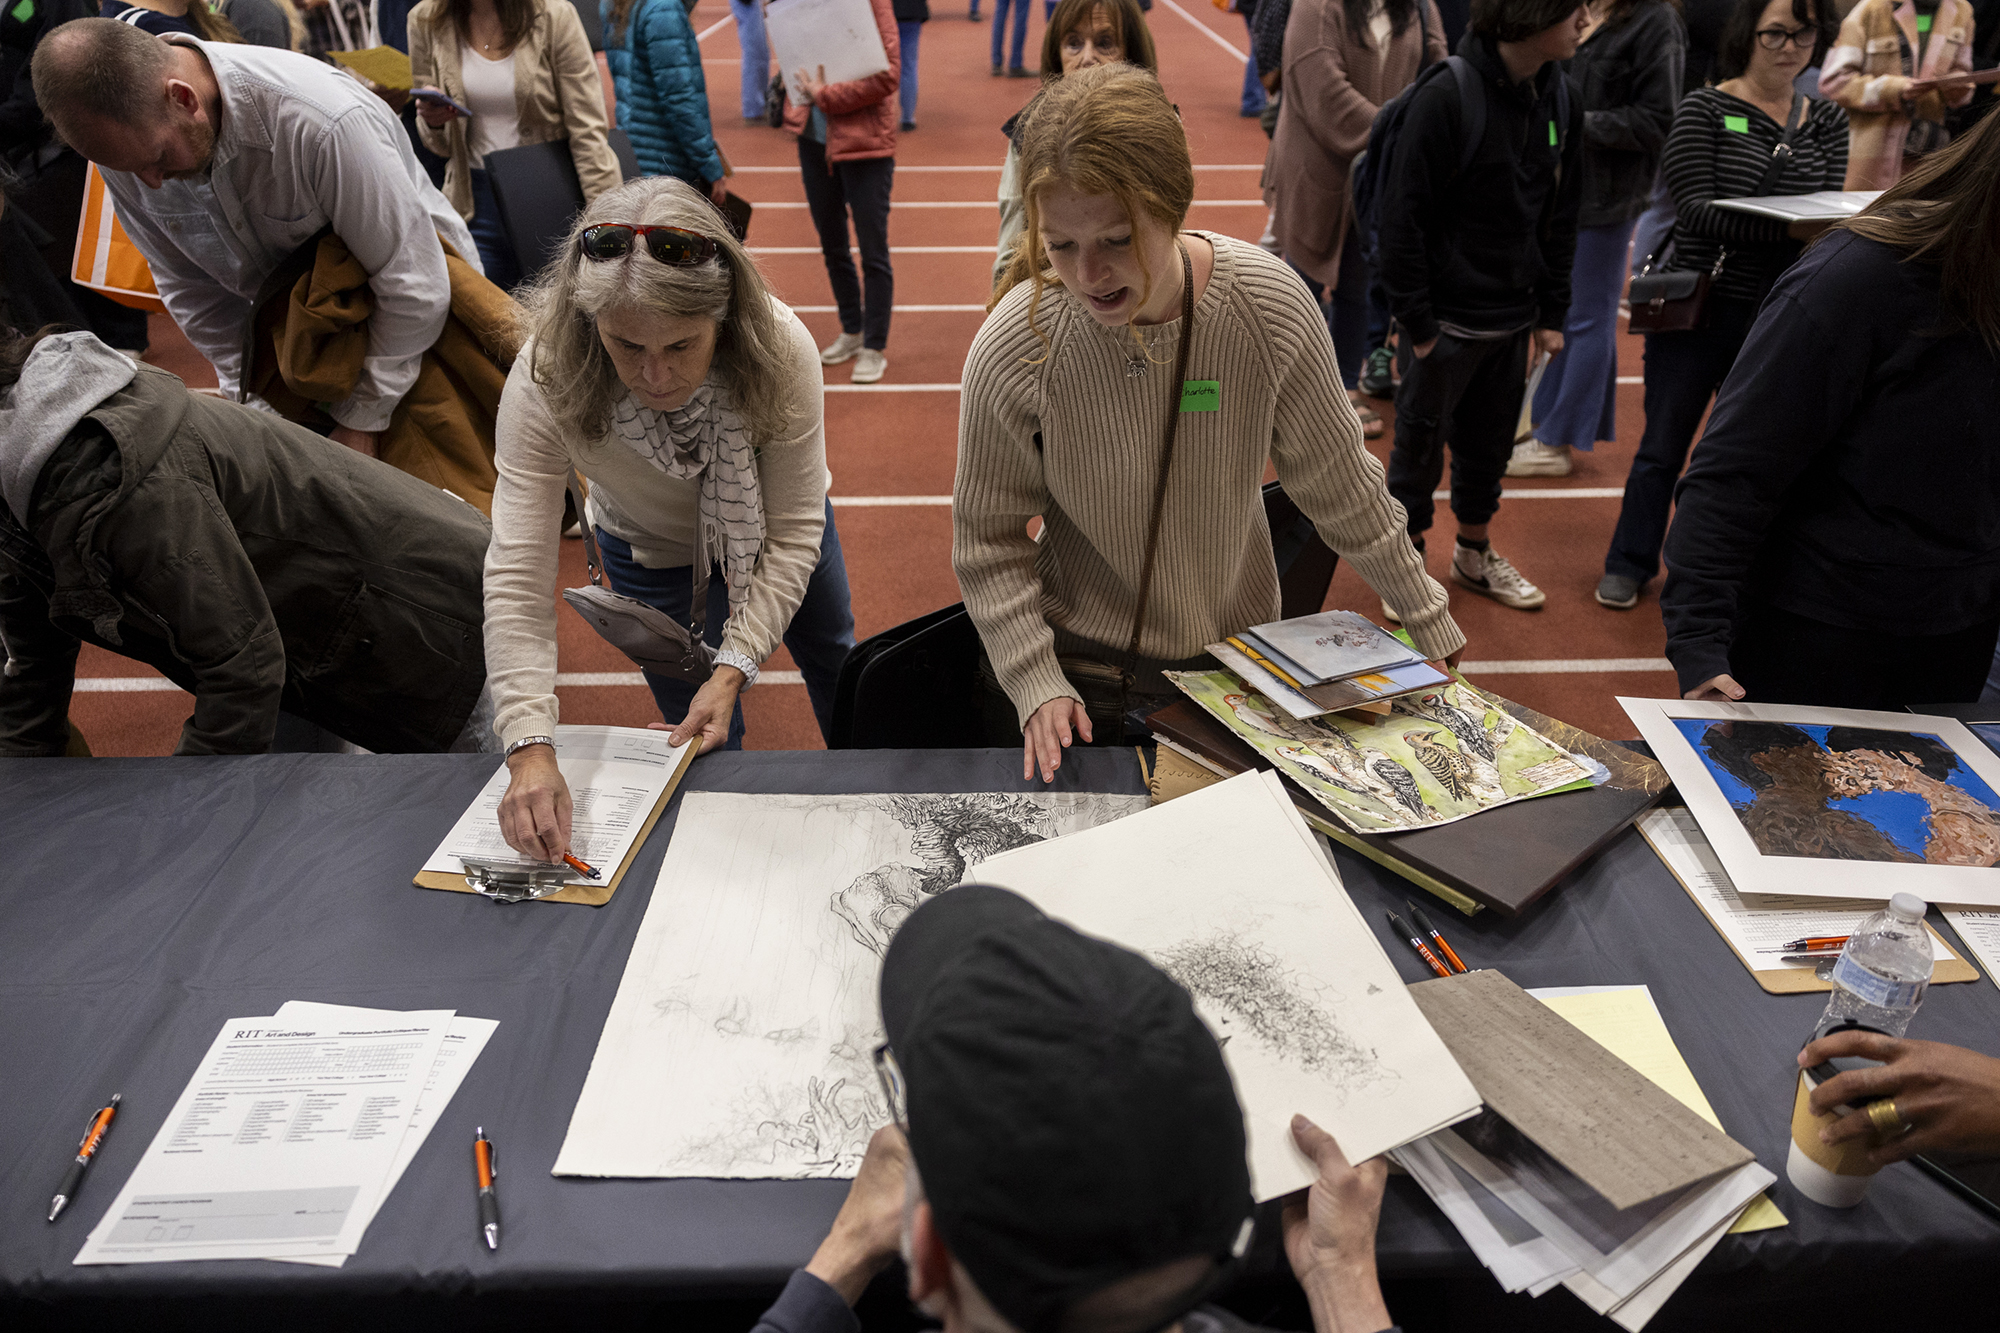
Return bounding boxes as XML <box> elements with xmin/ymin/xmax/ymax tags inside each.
<box><xmin>409</xmin><ymin>0</ymin><xmax>623</xmax><ymax>221</ymax></box>
<box><xmin>483</xmin><ymin>302</ymin><xmax>831</xmax><ymax>748</ymax></box>
<box><xmin>954</xmin><ymin>234</ymin><xmax>1463</xmax><ymax>727</ymax></box>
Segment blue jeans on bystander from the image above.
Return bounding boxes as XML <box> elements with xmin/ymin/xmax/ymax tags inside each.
<box><xmin>594</xmin><ymin>499</ymin><xmax>857</xmax><ymax>748</ymax></box>
<box><xmin>467</xmin><ymin>168</ymin><xmax>523</xmax><ymax>292</ymax></box>
<box><xmin>1531</xmin><ymin>218</ymin><xmax>1636</xmax><ymax>452</ymax></box>
<box><xmin>992</xmin><ymin>0</ymin><xmax>1030</xmax><ymax>70</ymax></box>
<box><xmin>897</xmin><ymin>20</ymin><xmax>922</xmax><ymax>125</ymax></box>
<box><xmin>731</xmin><ymin>0</ymin><xmax>770</xmax><ymax>119</ymax></box>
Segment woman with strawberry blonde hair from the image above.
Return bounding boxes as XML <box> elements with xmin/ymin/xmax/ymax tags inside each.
<box><xmin>954</xmin><ymin>63</ymin><xmax>1466</xmax><ymax>783</ymax></box>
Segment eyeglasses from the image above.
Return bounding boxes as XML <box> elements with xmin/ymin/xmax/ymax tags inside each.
<box><xmin>578</xmin><ymin>224</ymin><xmax>720</xmax><ymax>266</ymax></box>
<box><xmin>1755</xmin><ymin>26</ymin><xmax>1818</xmax><ymax>50</ymax></box>
<box><xmin>871</xmin><ymin>1042</ymin><xmax>909</xmax><ymax>1134</ymax></box>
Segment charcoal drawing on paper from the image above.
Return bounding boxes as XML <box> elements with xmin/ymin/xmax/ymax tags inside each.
<box><xmin>552</xmin><ymin>790</ymin><xmax>1148</xmax><ymax>1180</ymax></box>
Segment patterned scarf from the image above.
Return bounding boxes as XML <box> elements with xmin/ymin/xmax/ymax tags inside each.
<box><xmin>608</xmin><ymin>380</ymin><xmax>765</xmax><ymax>626</ymax></box>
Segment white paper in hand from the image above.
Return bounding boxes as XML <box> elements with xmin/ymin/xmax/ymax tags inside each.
<box><xmin>765</xmin><ymin>0</ymin><xmax>891</xmax><ymax>106</ymax></box>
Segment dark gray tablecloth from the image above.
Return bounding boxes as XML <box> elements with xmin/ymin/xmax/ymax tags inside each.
<box><xmin>3</xmin><ymin>749</ymin><xmax>1996</xmax><ymax>1326</ymax></box>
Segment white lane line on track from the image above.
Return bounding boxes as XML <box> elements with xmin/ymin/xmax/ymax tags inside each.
<box><xmin>695</xmin><ymin>16</ymin><xmax>732</xmax><ymax>41</ymax></box>
<box><xmin>753</xmin><ymin>245</ymin><xmax>993</xmax><ymax>254</ymax></box>
<box><xmin>748</xmin><ymin>200</ymin><xmax>1266</xmax><ymax>209</ymax></box>
<box><xmin>73</xmin><ymin>662</ymin><xmax>1658</xmax><ymax>693</ymax></box>
<box><xmin>1462</xmin><ymin>659</ymin><xmax>1673</xmax><ymax>674</ymax></box>
<box><xmin>726</xmin><ymin>163</ymin><xmax>1268</xmax><ymax>172</ymax></box>
<box><xmin>825</xmin><ymin>491</ymin><xmax>1622</xmax><ymax>500</ymax></box>
<box><xmin>792</xmin><ymin>304</ymin><xmax>986</xmax><ymax>312</ymax></box>
<box><xmin>72</xmin><ymin>671</ymin><xmax>811</xmax><ymax>692</ymax></box>
<box><xmin>831</xmin><ymin>496</ymin><xmax>954</xmax><ymax>505</ymax></box>
<box><xmin>1158</xmin><ymin>0</ymin><xmax>1249</xmax><ymax>59</ymax></box>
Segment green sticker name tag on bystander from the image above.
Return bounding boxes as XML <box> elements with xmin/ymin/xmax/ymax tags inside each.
<box><xmin>1723</xmin><ymin>114</ymin><xmax>1751</xmax><ymax>133</ymax></box>
<box><xmin>1180</xmin><ymin>380</ymin><xmax>1219</xmax><ymax>412</ymax></box>
<box><xmin>1548</xmin><ymin>120</ymin><xmax>1557</xmax><ymax>146</ymax></box>
<box><xmin>1918</xmin><ymin>13</ymin><xmax>1932</xmax><ymax>31</ymax></box>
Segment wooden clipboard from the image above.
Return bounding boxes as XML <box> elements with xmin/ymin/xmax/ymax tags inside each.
<box><xmin>412</xmin><ymin>743</ymin><xmax>696</xmax><ymax>906</ymax></box>
<box><xmin>1640</xmin><ymin>818</ymin><xmax>1981</xmax><ymax>994</ymax></box>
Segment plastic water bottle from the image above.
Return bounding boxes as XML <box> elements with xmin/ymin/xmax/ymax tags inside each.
<box><xmin>1815</xmin><ymin>893</ymin><xmax>1931</xmax><ymax>1040</ymax></box>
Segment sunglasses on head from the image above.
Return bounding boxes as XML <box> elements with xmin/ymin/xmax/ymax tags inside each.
<box><xmin>578</xmin><ymin>224</ymin><xmax>720</xmax><ymax>267</ymax></box>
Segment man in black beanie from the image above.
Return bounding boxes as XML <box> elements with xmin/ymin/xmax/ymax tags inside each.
<box><xmin>747</xmin><ymin>884</ymin><xmax>1401</xmax><ymax>1333</ymax></box>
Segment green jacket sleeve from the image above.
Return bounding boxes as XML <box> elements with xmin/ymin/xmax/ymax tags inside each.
<box><xmin>0</xmin><ymin>562</ymin><xmax>79</xmax><ymax>758</ymax></box>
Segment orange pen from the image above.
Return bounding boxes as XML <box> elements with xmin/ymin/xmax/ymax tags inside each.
<box><xmin>561</xmin><ymin>852</ymin><xmax>601</xmax><ymax>881</ymax></box>
<box><xmin>474</xmin><ymin>1127</ymin><xmax>501</xmax><ymax>1251</ymax></box>
<box><xmin>1409</xmin><ymin>902</ymin><xmax>1469</xmax><ymax>974</ymax></box>
<box><xmin>1387</xmin><ymin>911</ymin><xmax>1454</xmax><ymax>980</ymax></box>
<box><xmin>48</xmin><ymin>1094</ymin><xmax>120</xmax><ymax>1222</ymax></box>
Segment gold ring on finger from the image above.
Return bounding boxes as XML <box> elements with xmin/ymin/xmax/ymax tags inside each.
<box><xmin>1865</xmin><ymin>1097</ymin><xmax>1909</xmax><ymax>1138</ymax></box>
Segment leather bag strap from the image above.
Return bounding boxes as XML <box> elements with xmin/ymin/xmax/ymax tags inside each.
<box><xmin>1123</xmin><ymin>242</ymin><xmax>1197</xmax><ymax>667</ymax></box>
<box><xmin>569</xmin><ymin>466</ymin><xmax>710</xmax><ymax>643</ymax></box>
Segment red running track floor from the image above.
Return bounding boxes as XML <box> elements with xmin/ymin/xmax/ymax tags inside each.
<box><xmin>72</xmin><ymin>5</ymin><xmax>1683</xmax><ymax>754</ymax></box>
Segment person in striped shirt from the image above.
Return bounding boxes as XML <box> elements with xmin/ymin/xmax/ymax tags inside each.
<box><xmin>1595</xmin><ymin>0</ymin><xmax>1846</xmax><ymax>611</ymax></box>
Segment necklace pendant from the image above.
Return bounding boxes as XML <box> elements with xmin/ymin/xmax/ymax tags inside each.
<box><xmin>1125</xmin><ymin>357</ymin><xmax>1147</xmax><ymax>378</ymax></box>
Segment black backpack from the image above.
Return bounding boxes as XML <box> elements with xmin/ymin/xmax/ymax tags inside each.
<box><xmin>1348</xmin><ymin>25</ymin><xmax>1572</xmax><ymax>271</ymax></box>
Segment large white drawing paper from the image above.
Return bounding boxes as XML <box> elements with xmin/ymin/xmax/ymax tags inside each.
<box><xmin>269</xmin><ymin>1002</ymin><xmax>497</xmax><ymax>1267</ymax></box>
<box><xmin>421</xmin><ymin>725</ymin><xmax>690</xmax><ymax>886</ymax></box>
<box><xmin>1637</xmin><ymin>809</ymin><xmax>1946</xmax><ymax>967</ymax></box>
<box><xmin>554</xmin><ymin>790</ymin><xmax>1150</xmax><ymax>1179</ymax></box>
<box><xmin>971</xmin><ymin>770</ymin><xmax>1483</xmax><ymax>1199</ymax></box>
<box><xmin>1621</xmin><ymin>698</ymin><xmax>2000</xmax><ymax>905</ymax></box>
<box><xmin>75</xmin><ymin>1013</ymin><xmax>452</xmax><ymax>1265</ymax></box>
<box><xmin>764</xmin><ymin>0</ymin><xmax>890</xmax><ymax>105</ymax></box>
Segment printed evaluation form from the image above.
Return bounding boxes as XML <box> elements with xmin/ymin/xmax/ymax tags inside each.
<box><xmin>421</xmin><ymin>725</ymin><xmax>691</xmax><ymax>885</ymax></box>
<box><xmin>75</xmin><ymin>1014</ymin><xmax>452</xmax><ymax>1265</ymax></box>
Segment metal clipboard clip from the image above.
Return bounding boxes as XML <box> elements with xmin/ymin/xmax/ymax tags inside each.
<box><xmin>460</xmin><ymin>857</ymin><xmax>571</xmax><ymax>904</ymax></box>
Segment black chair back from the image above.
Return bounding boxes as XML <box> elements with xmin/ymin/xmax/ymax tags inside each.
<box><xmin>826</xmin><ymin>483</ymin><xmax>1341</xmax><ymax>749</ymax></box>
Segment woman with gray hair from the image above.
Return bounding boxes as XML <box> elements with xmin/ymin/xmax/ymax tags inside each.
<box><xmin>485</xmin><ymin>177</ymin><xmax>854</xmax><ymax>862</ymax></box>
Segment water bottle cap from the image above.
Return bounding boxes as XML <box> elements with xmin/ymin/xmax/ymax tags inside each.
<box><xmin>1890</xmin><ymin>892</ymin><xmax>1927</xmax><ymax>920</ymax></box>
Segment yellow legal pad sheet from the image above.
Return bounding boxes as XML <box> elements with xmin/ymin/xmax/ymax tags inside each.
<box><xmin>1533</xmin><ymin>986</ymin><xmax>1786</xmax><ymax>1234</ymax></box>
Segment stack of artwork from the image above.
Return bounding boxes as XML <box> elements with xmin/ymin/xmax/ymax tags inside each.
<box><xmin>553</xmin><ymin>791</ymin><xmax>1148</xmax><ymax>1180</ymax></box>
<box><xmin>1621</xmin><ymin>699</ymin><xmax>2000</xmax><ymax>905</ymax></box>
<box><xmin>554</xmin><ymin>774</ymin><xmax>1482</xmax><ymax>1197</ymax></box>
<box><xmin>1168</xmin><ymin>669</ymin><xmax>1595</xmax><ymax>835</ymax></box>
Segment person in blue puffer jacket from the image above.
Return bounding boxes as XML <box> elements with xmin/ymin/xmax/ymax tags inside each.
<box><xmin>603</xmin><ymin>0</ymin><xmax>727</xmax><ymax>200</ymax></box>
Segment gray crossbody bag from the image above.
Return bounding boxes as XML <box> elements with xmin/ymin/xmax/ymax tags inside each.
<box><xmin>559</xmin><ymin>470</ymin><xmax>717</xmax><ymax>685</ymax></box>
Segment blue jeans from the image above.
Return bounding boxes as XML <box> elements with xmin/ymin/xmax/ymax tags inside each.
<box><xmin>1240</xmin><ymin>13</ymin><xmax>1267</xmax><ymax>116</ymax></box>
<box><xmin>467</xmin><ymin>168</ymin><xmax>523</xmax><ymax>292</ymax></box>
<box><xmin>732</xmin><ymin>0</ymin><xmax>768</xmax><ymax>118</ymax></box>
<box><xmin>1531</xmin><ymin>218</ymin><xmax>1636</xmax><ymax>452</ymax></box>
<box><xmin>992</xmin><ymin>0</ymin><xmax>1030</xmax><ymax>69</ymax></box>
<box><xmin>594</xmin><ymin>499</ymin><xmax>857</xmax><ymax>747</ymax></box>
<box><xmin>1630</xmin><ymin>168</ymin><xmax>1676</xmax><ymax>279</ymax></box>
<box><xmin>897</xmin><ymin>20</ymin><xmax>921</xmax><ymax>125</ymax></box>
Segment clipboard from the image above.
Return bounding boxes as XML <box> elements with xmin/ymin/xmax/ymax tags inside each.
<box><xmin>413</xmin><ymin>742</ymin><xmax>696</xmax><ymax>906</ymax></box>
<box><xmin>1638</xmin><ymin>814</ymin><xmax>1980</xmax><ymax>993</ymax></box>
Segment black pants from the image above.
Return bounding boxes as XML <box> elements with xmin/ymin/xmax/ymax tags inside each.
<box><xmin>1730</xmin><ymin>603</ymin><xmax>2000</xmax><ymax>711</ymax></box>
<box><xmin>1386</xmin><ymin>328</ymin><xmax>1531</xmax><ymax>536</ymax></box>
<box><xmin>1604</xmin><ymin>299</ymin><xmax>1759</xmax><ymax>583</ymax></box>
<box><xmin>797</xmin><ymin>138</ymin><xmax>894</xmax><ymax>349</ymax></box>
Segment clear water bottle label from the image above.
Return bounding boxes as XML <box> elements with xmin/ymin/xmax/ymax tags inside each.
<box><xmin>1831</xmin><ymin>953</ymin><xmax>1924</xmax><ymax>1010</ymax></box>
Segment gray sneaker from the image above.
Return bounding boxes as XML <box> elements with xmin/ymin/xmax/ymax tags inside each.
<box><xmin>1595</xmin><ymin>573</ymin><xmax>1641</xmax><ymax>609</ymax></box>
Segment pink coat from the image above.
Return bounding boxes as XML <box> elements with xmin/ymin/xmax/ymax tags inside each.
<box><xmin>1261</xmin><ymin>0</ymin><xmax>1446</xmax><ymax>287</ymax></box>
<box><xmin>781</xmin><ymin>0</ymin><xmax>901</xmax><ymax>164</ymax></box>
<box><xmin>1820</xmin><ymin>0</ymin><xmax>1974</xmax><ymax>190</ymax></box>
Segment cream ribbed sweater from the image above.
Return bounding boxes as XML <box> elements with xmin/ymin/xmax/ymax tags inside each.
<box><xmin>953</xmin><ymin>233</ymin><xmax>1464</xmax><ymax>727</ymax></box>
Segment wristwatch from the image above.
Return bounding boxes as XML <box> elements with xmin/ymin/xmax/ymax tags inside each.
<box><xmin>505</xmin><ymin>734</ymin><xmax>555</xmax><ymax>759</ymax></box>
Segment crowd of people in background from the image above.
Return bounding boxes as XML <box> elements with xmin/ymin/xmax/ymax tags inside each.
<box><xmin>4</xmin><ymin>3</ymin><xmax>2000</xmax><ymax>1328</ymax></box>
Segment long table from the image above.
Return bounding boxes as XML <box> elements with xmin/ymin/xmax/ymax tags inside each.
<box><xmin>4</xmin><ymin>749</ymin><xmax>1995</xmax><ymax>1330</ymax></box>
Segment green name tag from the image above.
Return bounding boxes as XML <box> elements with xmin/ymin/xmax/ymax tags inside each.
<box><xmin>1180</xmin><ymin>380</ymin><xmax>1219</xmax><ymax>413</ymax></box>
<box><xmin>1548</xmin><ymin>120</ymin><xmax>1558</xmax><ymax>146</ymax></box>
<box><xmin>8</xmin><ymin>0</ymin><xmax>33</xmax><ymax>20</ymax></box>
<box><xmin>1918</xmin><ymin>13</ymin><xmax>1932</xmax><ymax>31</ymax></box>
<box><xmin>1723</xmin><ymin>114</ymin><xmax>1751</xmax><ymax>133</ymax></box>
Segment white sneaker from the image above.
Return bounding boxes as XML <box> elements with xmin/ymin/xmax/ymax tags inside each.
<box><xmin>1506</xmin><ymin>440</ymin><xmax>1572</xmax><ymax>477</ymax></box>
<box><xmin>1451</xmin><ymin>543</ymin><xmax>1546</xmax><ymax>609</ymax></box>
<box><xmin>851</xmin><ymin>348</ymin><xmax>887</xmax><ymax>383</ymax></box>
<box><xmin>819</xmin><ymin>331</ymin><xmax>864</xmax><ymax>365</ymax></box>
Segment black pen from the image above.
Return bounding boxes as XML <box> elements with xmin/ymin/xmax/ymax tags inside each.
<box><xmin>1387</xmin><ymin>911</ymin><xmax>1454</xmax><ymax>979</ymax></box>
<box><xmin>474</xmin><ymin>1126</ymin><xmax>501</xmax><ymax>1251</ymax></box>
<box><xmin>1407</xmin><ymin>902</ymin><xmax>1469</xmax><ymax>974</ymax></box>
<box><xmin>49</xmin><ymin>1094</ymin><xmax>120</xmax><ymax>1223</ymax></box>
